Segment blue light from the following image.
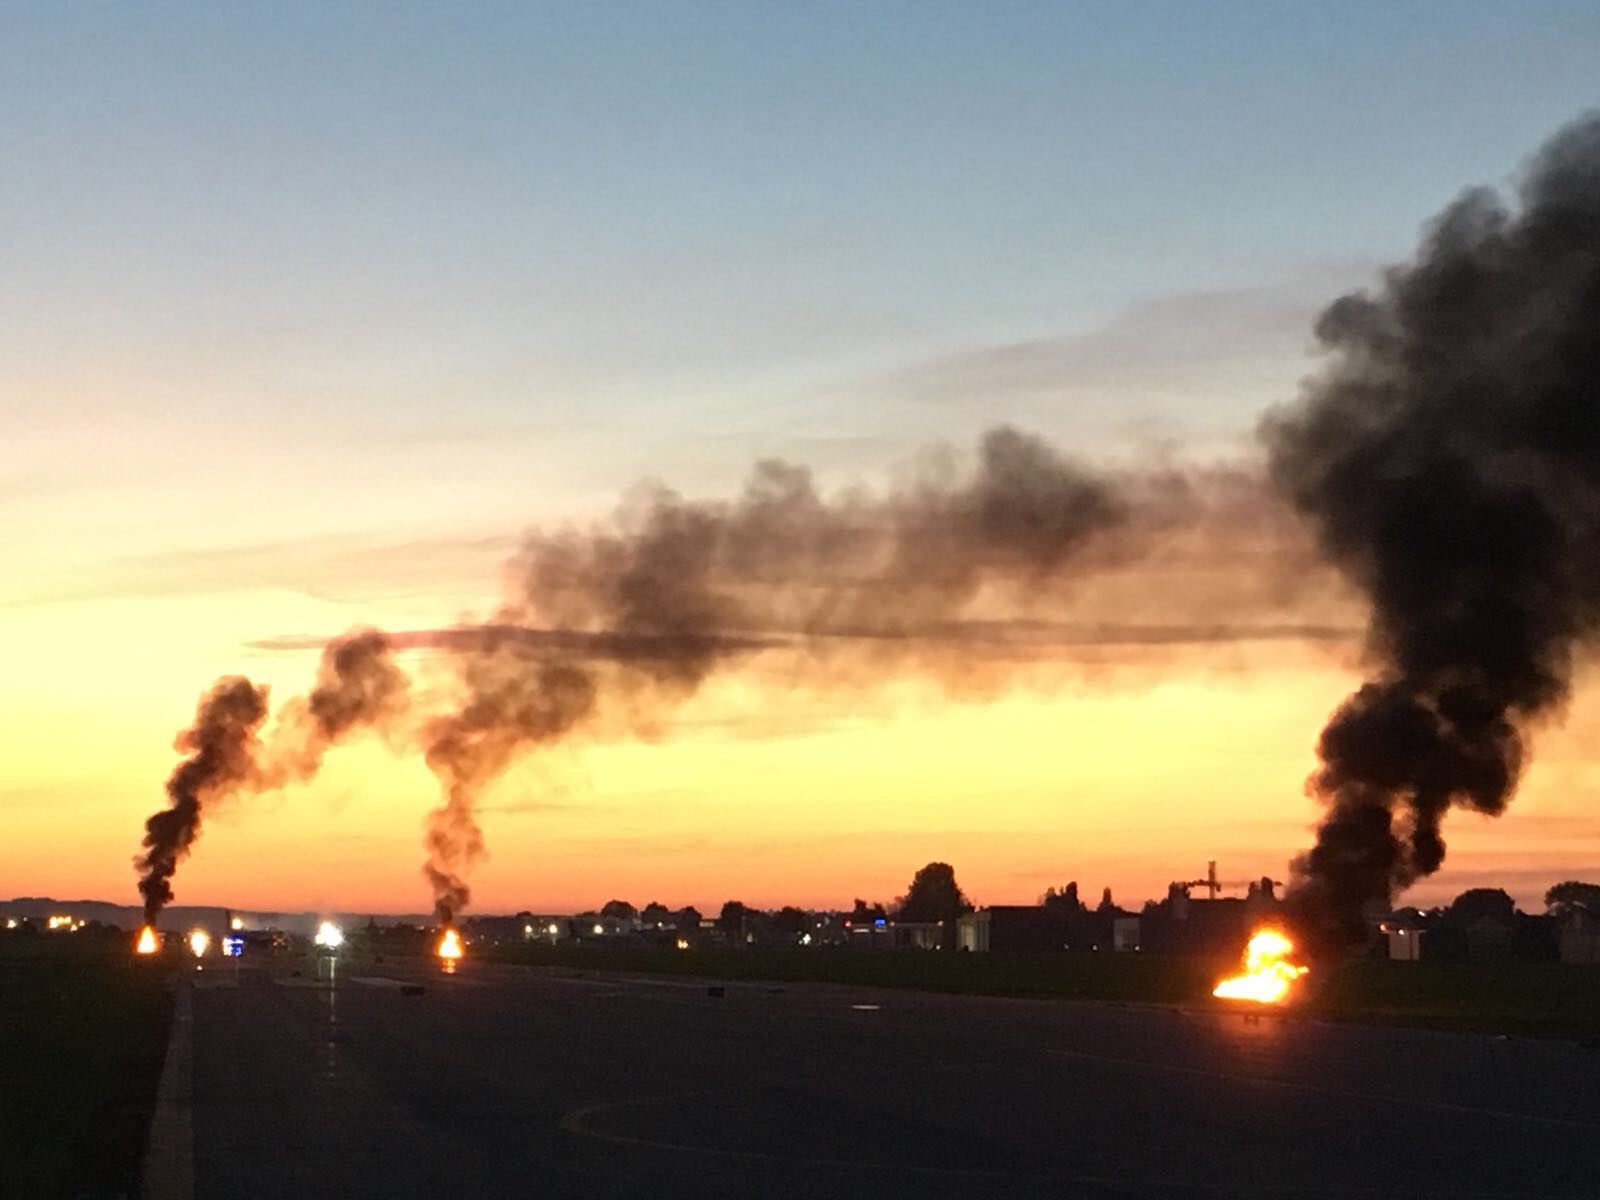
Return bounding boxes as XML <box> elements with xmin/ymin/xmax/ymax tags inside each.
<box><xmin>874</xmin><ymin>918</ymin><xmax>887</xmax><ymax>928</ymax></box>
<box><xmin>222</xmin><ymin>935</ymin><xmax>245</xmax><ymax>957</ymax></box>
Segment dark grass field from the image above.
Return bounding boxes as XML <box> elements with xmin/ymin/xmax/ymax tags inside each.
<box><xmin>0</xmin><ymin>933</ymin><xmax>173</xmax><ymax>1199</ymax></box>
<box><xmin>477</xmin><ymin>941</ymin><xmax>1600</xmax><ymax>1041</ymax></box>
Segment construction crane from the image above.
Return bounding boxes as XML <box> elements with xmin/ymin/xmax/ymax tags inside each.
<box><xmin>1179</xmin><ymin>861</ymin><xmax>1283</xmax><ymax>900</ymax></box>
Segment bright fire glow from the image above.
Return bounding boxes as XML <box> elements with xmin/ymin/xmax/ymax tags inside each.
<box><xmin>313</xmin><ymin>920</ymin><xmax>344</xmax><ymax>949</ymax></box>
<box><xmin>1212</xmin><ymin>929</ymin><xmax>1308</xmax><ymax>1004</ymax></box>
<box><xmin>135</xmin><ymin>926</ymin><xmax>159</xmax><ymax>955</ymax></box>
<box><xmin>188</xmin><ymin>929</ymin><xmax>211</xmax><ymax>958</ymax></box>
<box><xmin>436</xmin><ymin>928</ymin><xmax>463</xmax><ymax>960</ymax></box>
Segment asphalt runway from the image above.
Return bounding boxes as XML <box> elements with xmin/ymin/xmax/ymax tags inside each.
<box><xmin>180</xmin><ymin>958</ymin><xmax>1600</xmax><ymax>1199</ymax></box>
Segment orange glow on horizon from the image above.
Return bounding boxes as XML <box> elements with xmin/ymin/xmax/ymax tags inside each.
<box><xmin>135</xmin><ymin>925</ymin><xmax>159</xmax><ymax>955</ymax></box>
<box><xmin>2</xmin><ymin>612</ymin><xmax>1593</xmax><ymax>915</ymax></box>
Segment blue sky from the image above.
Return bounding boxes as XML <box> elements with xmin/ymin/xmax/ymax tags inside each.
<box><xmin>4</xmin><ymin>0</ymin><xmax>1599</xmax><ymax>586</ymax></box>
<box><xmin>6</xmin><ymin>4</ymin><xmax>1598</xmax><ymax>474</ymax></box>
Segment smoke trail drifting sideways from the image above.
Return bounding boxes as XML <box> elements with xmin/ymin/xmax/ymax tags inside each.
<box><xmin>502</xmin><ymin>425</ymin><xmax>1127</xmax><ymax>668</ymax></box>
<box><xmin>423</xmin><ymin>642</ymin><xmax>596</xmax><ymax>921</ymax></box>
<box><xmin>269</xmin><ymin>628</ymin><xmax>411</xmax><ymax>782</ymax></box>
<box><xmin>1265</xmin><ymin>114</ymin><xmax>1600</xmax><ymax>944</ymax></box>
<box><xmin>410</xmin><ymin>427</ymin><xmax>1129</xmax><ymax>918</ymax></box>
<box><xmin>137</xmin><ymin>676</ymin><xmax>271</xmax><ymax>922</ymax></box>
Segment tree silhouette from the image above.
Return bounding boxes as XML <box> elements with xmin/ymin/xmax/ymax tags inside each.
<box><xmin>600</xmin><ymin>899</ymin><xmax>636</xmax><ymax>920</ymax></box>
<box><xmin>1447</xmin><ymin>888</ymin><xmax>1516</xmax><ymax>924</ymax></box>
<box><xmin>894</xmin><ymin>862</ymin><xmax>973</xmax><ymax>924</ymax></box>
<box><xmin>771</xmin><ymin>906</ymin><xmax>808</xmax><ymax>934</ymax></box>
<box><xmin>718</xmin><ymin>900</ymin><xmax>748</xmax><ymax>939</ymax></box>
<box><xmin>848</xmin><ymin>899</ymin><xmax>887</xmax><ymax>924</ymax></box>
<box><xmin>1545</xmin><ymin>881</ymin><xmax>1600</xmax><ymax>916</ymax></box>
<box><xmin>1041</xmin><ymin>882</ymin><xmax>1083</xmax><ymax>912</ymax></box>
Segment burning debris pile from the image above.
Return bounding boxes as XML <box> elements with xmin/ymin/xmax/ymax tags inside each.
<box><xmin>1266</xmin><ymin>114</ymin><xmax>1600</xmax><ymax>946</ymax></box>
<box><xmin>436</xmin><ymin>927</ymin><xmax>464</xmax><ymax>964</ymax></box>
<box><xmin>1213</xmin><ymin>929</ymin><xmax>1308</xmax><ymax>1005</ymax></box>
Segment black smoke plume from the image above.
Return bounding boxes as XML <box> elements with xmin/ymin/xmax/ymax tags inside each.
<box><xmin>137</xmin><ymin>677</ymin><xmax>271</xmax><ymax>923</ymax></box>
<box><xmin>1266</xmin><ymin>114</ymin><xmax>1600</xmax><ymax>944</ymax></box>
<box><xmin>134</xmin><ymin>630</ymin><xmax>408</xmax><ymax>923</ymax></box>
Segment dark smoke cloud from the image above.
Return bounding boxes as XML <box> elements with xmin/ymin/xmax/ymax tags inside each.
<box><xmin>501</xmin><ymin>426</ymin><xmax>1124</xmax><ymax>666</ymax></box>
<box><xmin>414</xmin><ymin>426</ymin><xmax>1128</xmax><ymax>917</ymax></box>
<box><xmin>269</xmin><ymin>628</ymin><xmax>410</xmax><ymax>781</ymax></box>
<box><xmin>137</xmin><ymin>677</ymin><xmax>270</xmax><ymax>923</ymax></box>
<box><xmin>143</xmin><ymin>426</ymin><xmax>1330</xmax><ymax>923</ymax></box>
<box><xmin>135</xmin><ymin>630</ymin><xmax>407</xmax><ymax>922</ymax></box>
<box><xmin>422</xmin><ymin>639</ymin><xmax>596</xmax><ymax>921</ymax></box>
<box><xmin>1266</xmin><ymin>114</ymin><xmax>1600</xmax><ymax>944</ymax></box>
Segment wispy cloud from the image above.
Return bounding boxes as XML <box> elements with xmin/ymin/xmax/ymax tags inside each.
<box><xmin>4</xmin><ymin>531</ymin><xmax>515</xmax><ymax>609</ymax></box>
<box><xmin>866</xmin><ymin>268</ymin><xmax>1376</xmax><ymax>444</ymax></box>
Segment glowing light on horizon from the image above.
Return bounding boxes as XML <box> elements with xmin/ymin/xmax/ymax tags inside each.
<box><xmin>135</xmin><ymin>926</ymin><xmax>159</xmax><ymax>955</ymax></box>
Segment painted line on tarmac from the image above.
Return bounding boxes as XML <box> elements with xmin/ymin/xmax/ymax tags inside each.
<box><xmin>141</xmin><ymin>981</ymin><xmax>194</xmax><ymax>1200</ymax></box>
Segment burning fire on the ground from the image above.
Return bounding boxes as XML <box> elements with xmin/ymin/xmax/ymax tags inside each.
<box><xmin>436</xmin><ymin>927</ymin><xmax>463</xmax><ymax>972</ymax></box>
<box><xmin>135</xmin><ymin>926</ymin><xmax>159</xmax><ymax>955</ymax></box>
<box><xmin>1212</xmin><ymin>928</ymin><xmax>1308</xmax><ymax>1005</ymax></box>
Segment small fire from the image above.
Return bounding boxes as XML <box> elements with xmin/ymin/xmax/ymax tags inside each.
<box><xmin>1213</xmin><ymin>928</ymin><xmax>1308</xmax><ymax>1005</ymax></box>
<box><xmin>436</xmin><ymin>927</ymin><xmax>463</xmax><ymax>968</ymax></box>
<box><xmin>135</xmin><ymin>926</ymin><xmax>159</xmax><ymax>955</ymax></box>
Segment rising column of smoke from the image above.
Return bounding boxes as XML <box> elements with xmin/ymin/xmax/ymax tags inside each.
<box><xmin>423</xmin><ymin>637</ymin><xmax>595</xmax><ymax>923</ymax></box>
<box><xmin>134</xmin><ymin>629</ymin><xmax>408</xmax><ymax>923</ymax></box>
<box><xmin>137</xmin><ymin>677</ymin><xmax>271</xmax><ymax>923</ymax></box>
<box><xmin>1265</xmin><ymin>115</ymin><xmax>1600</xmax><ymax>945</ymax></box>
<box><xmin>417</xmin><ymin>425</ymin><xmax>1128</xmax><ymax>918</ymax></box>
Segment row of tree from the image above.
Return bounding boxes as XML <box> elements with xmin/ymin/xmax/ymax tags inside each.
<box><xmin>593</xmin><ymin>875</ymin><xmax>1600</xmax><ymax>943</ymax></box>
<box><xmin>591</xmin><ymin>862</ymin><xmax>979</xmax><ymax>938</ymax></box>
<box><xmin>1396</xmin><ymin>882</ymin><xmax>1600</xmax><ymax>926</ymax></box>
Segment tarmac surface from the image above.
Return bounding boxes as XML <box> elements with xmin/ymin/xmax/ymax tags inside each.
<box><xmin>181</xmin><ymin>957</ymin><xmax>1600</xmax><ymax>1199</ymax></box>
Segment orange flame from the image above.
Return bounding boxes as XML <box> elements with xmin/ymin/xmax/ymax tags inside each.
<box><xmin>436</xmin><ymin>928</ymin><xmax>463</xmax><ymax>961</ymax></box>
<box><xmin>1213</xmin><ymin>928</ymin><xmax>1308</xmax><ymax>1004</ymax></box>
<box><xmin>135</xmin><ymin>926</ymin><xmax>159</xmax><ymax>955</ymax></box>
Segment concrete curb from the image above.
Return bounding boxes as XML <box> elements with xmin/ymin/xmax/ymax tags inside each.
<box><xmin>140</xmin><ymin>981</ymin><xmax>194</xmax><ymax>1200</ymax></box>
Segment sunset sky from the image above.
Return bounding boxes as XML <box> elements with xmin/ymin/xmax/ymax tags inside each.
<box><xmin>4</xmin><ymin>3</ymin><xmax>1599</xmax><ymax>916</ymax></box>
